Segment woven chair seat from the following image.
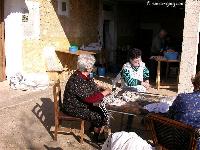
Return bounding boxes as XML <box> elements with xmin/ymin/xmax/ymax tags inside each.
<box><xmin>146</xmin><ymin>113</ymin><xmax>198</xmax><ymax>150</ymax></box>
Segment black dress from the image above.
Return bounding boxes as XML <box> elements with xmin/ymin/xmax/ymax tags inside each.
<box><xmin>62</xmin><ymin>70</ymin><xmax>107</xmax><ymax>128</ymax></box>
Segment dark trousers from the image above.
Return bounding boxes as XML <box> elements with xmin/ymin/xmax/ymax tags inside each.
<box><xmin>149</xmin><ymin>59</ymin><xmax>157</xmax><ymax>81</ymax></box>
<box><xmin>63</xmin><ymin>105</ymin><xmax>107</xmax><ymax>128</ymax></box>
<box><xmin>126</xmin><ymin>115</ymin><xmax>134</xmax><ymax>131</ymax></box>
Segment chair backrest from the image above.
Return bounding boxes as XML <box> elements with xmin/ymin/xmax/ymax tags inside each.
<box><xmin>146</xmin><ymin>114</ymin><xmax>197</xmax><ymax>150</ymax></box>
<box><xmin>53</xmin><ymin>80</ymin><xmax>62</xmax><ymax>115</ymax></box>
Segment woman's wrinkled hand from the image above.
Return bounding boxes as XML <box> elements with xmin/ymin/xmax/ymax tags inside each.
<box><xmin>101</xmin><ymin>88</ymin><xmax>112</xmax><ymax>96</ymax></box>
<box><xmin>141</xmin><ymin>81</ymin><xmax>150</xmax><ymax>89</ymax></box>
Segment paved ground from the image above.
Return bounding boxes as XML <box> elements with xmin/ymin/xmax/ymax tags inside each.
<box><xmin>0</xmin><ymin>80</ymin><xmax>177</xmax><ymax>150</ymax></box>
<box><xmin>0</xmin><ymin>81</ymin><xmax>99</xmax><ymax>150</ymax></box>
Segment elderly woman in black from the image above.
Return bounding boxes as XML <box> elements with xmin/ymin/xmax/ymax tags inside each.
<box><xmin>62</xmin><ymin>54</ymin><xmax>111</xmax><ymax>141</ymax></box>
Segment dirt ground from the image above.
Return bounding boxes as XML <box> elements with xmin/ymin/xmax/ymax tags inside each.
<box><xmin>0</xmin><ymin>79</ymin><xmax>176</xmax><ymax>150</ymax></box>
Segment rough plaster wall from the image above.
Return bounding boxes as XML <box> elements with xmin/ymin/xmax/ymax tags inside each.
<box><xmin>23</xmin><ymin>0</ymin><xmax>99</xmax><ymax>73</ymax></box>
<box><xmin>4</xmin><ymin>0</ymin><xmax>25</xmax><ymax>79</ymax></box>
<box><xmin>23</xmin><ymin>0</ymin><xmax>70</xmax><ymax>73</ymax></box>
<box><xmin>178</xmin><ymin>0</ymin><xmax>200</xmax><ymax>93</ymax></box>
<box><xmin>63</xmin><ymin>0</ymin><xmax>99</xmax><ymax>46</ymax></box>
<box><xmin>103</xmin><ymin>9</ymin><xmax>116</xmax><ymax>63</ymax></box>
<box><xmin>117</xmin><ymin>3</ymin><xmax>139</xmax><ymax>46</ymax></box>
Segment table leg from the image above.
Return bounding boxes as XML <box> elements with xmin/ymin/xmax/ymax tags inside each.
<box><xmin>120</xmin><ymin>114</ymin><xmax>124</xmax><ymax>130</ymax></box>
<box><xmin>156</xmin><ymin>61</ymin><xmax>161</xmax><ymax>90</ymax></box>
<box><xmin>126</xmin><ymin>115</ymin><xmax>134</xmax><ymax>131</ymax></box>
<box><xmin>177</xmin><ymin>64</ymin><xmax>180</xmax><ymax>84</ymax></box>
<box><xmin>47</xmin><ymin>70</ymin><xmax>63</xmax><ymax>82</ymax></box>
<box><xmin>165</xmin><ymin>62</ymin><xmax>169</xmax><ymax>81</ymax></box>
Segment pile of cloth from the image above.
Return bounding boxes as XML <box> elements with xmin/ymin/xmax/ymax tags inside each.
<box><xmin>143</xmin><ymin>96</ymin><xmax>176</xmax><ymax>113</ymax></box>
<box><xmin>101</xmin><ymin>131</ymin><xmax>155</xmax><ymax>150</ymax></box>
<box><xmin>9</xmin><ymin>72</ymin><xmax>49</xmax><ymax>91</ymax></box>
<box><xmin>144</xmin><ymin>102</ymin><xmax>170</xmax><ymax>113</ymax></box>
<box><xmin>101</xmin><ymin>88</ymin><xmax>159</xmax><ymax>106</ymax></box>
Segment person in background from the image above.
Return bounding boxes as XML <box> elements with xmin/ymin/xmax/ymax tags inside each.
<box><xmin>150</xmin><ymin>29</ymin><xmax>167</xmax><ymax>81</ymax></box>
<box><xmin>120</xmin><ymin>48</ymin><xmax>150</xmax><ymax>92</ymax></box>
<box><xmin>151</xmin><ymin>29</ymin><xmax>168</xmax><ymax>56</ymax></box>
<box><xmin>164</xmin><ymin>34</ymin><xmax>174</xmax><ymax>51</ymax></box>
<box><xmin>169</xmin><ymin>71</ymin><xmax>200</xmax><ymax>150</ymax></box>
<box><xmin>62</xmin><ymin>54</ymin><xmax>111</xmax><ymax>142</ymax></box>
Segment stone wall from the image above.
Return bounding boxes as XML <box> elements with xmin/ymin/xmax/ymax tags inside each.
<box><xmin>178</xmin><ymin>0</ymin><xmax>200</xmax><ymax>93</ymax></box>
<box><xmin>23</xmin><ymin>0</ymin><xmax>99</xmax><ymax>73</ymax></box>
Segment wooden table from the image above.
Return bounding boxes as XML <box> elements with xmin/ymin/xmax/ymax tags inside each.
<box><xmin>105</xmin><ymin>92</ymin><xmax>166</xmax><ymax>131</ymax></box>
<box><xmin>56</xmin><ymin>49</ymin><xmax>96</xmax><ymax>55</ymax></box>
<box><xmin>154</xmin><ymin>57</ymin><xmax>180</xmax><ymax>90</ymax></box>
<box><xmin>107</xmin><ymin>101</ymin><xmax>150</xmax><ymax>116</ymax></box>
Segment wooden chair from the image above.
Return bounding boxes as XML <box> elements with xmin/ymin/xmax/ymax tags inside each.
<box><xmin>146</xmin><ymin>113</ymin><xmax>199</xmax><ymax>150</ymax></box>
<box><xmin>53</xmin><ymin>80</ymin><xmax>85</xmax><ymax>143</ymax></box>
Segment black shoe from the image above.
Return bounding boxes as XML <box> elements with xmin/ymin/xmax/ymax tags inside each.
<box><xmin>88</xmin><ymin>125</ymin><xmax>94</xmax><ymax>133</ymax></box>
<box><xmin>91</xmin><ymin>132</ymin><xmax>106</xmax><ymax>144</ymax></box>
<box><xmin>92</xmin><ymin>132</ymin><xmax>99</xmax><ymax>143</ymax></box>
<box><xmin>97</xmin><ymin>132</ymin><xmax>106</xmax><ymax>143</ymax></box>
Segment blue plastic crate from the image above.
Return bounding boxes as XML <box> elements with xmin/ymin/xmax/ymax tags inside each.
<box><xmin>164</xmin><ymin>52</ymin><xmax>178</xmax><ymax>60</ymax></box>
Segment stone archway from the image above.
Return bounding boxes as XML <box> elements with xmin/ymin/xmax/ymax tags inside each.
<box><xmin>178</xmin><ymin>0</ymin><xmax>200</xmax><ymax>93</ymax></box>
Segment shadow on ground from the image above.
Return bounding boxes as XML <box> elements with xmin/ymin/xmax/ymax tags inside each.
<box><xmin>32</xmin><ymin>98</ymin><xmax>100</xmax><ymax>149</ymax></box>
<box><xmin>32</xmin><ymin>98</ymin><xmax>55</xmax><ymax>139</ymax></box>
